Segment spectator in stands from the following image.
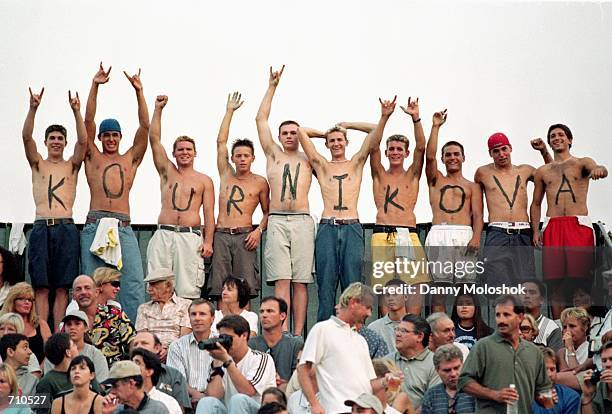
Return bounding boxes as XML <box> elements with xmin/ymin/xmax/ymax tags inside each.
<box><xmin>0</xmin><ymin>282</ymin><xmax>51</xmax><ymax>365</ymax></box>
<box><xmin>368</xmin><ymin>279</ymin><xmax>409</xmax><ymax>352</ymax></box>
<box><xmin>130</xmin><ymin>331</ymin><xmax>191</xmax><ymax>412</ymax></box>
<box><xmin>166</xmin><ymin>298</ymin><xmax>215</xmax><ymax>408</ymax></box>
<box><xmin>213</xmin><ymin>276</ymin><xmax>258</xmax><ymax>337</ymax></box>
<box><xmin>421</xmin><ymin>344</ymin><xmax>475</xmax><ymax>414</ymax></box>
<box><xmin>344</xmin><ymin>393</ymin><xmax>385</xmax><ymax>414</ymax></box>
<box><xmin>249</xmin><ymin>297</ymin><xmax>303</xmax><ymax>391</ymax></box>
<box><xmin>101</xmin><ymin>360</ymin><xmax>169</xmax><ymax>413</ymax></box>
<box><xmin>258</xmin><ymin>402</ymin><xmax>287</xmax><ymax>414</ymax></box>
<box><xmin>0</xmin><ymin>313</ymin><xmax>41</xmax><ymax>376</ymax></box>
<box><xmin>50</xmin><ymin>355</ymin><xmax>103</xmax><ymax>414</ymax></box>
<box><xmin>298</xmin><ymin>283</ymin><xmax>395</xmax><ymax>414</ymax></box>
<box><xmin>135</xmin><ymin>268</ymin><xmax>192</xmax><ymax>360</ymax></box>
<box><xmin>426</xmin><ymin>313</ymin><xmax>469</xmax><ymax>361</ymax></box>
<box><xmin>519</xmin><ymin>314</ymin><xmax>539</xmax><ymax>343</ymax></box>
<box><xmin>384</xmin><ymin>314</ymin><xmax>441</xmax><ymax>410</ymax></box>
<box><xmin>521</xmin><ymin>279</ymin><xmax>563</xmax><ymax>351</ymax></box>
<box><xmin>372</xmin><ymin>358</ymin><xmax>415</xmax><ymax>414</ymax></box>
<box><xmin>357</xmin><ymin>319</ymin><xmax>389</xmax><ymax>359</ymax></box>
<box><xmin>450</xmin><ymin>293</ymin><xmax>492</xmax><ymax>350</ymax></box>
<box><xmin>0</xmin><ymin>247</ymin><xmax>21</xmax><ymax>309</ymax></box>
<box><xmin>0</xmin><ymin>333</ymin><xmax>38</xmax><ymax>395</ymax></box>
<box><xmin>0</xmin><ymin>363</ymin><xmax>29</xmax><ymax>413</ymax></box>
<box><xmin>531</xmin><ymin>347</ymin><xmax>579</xmax><ymax>414</ymax></box>
<box><xmin>197</xmin><ymin>315</ymin><xmax>277</xmax><ymax>414</ymax></box>
<box><xmin>261</xmin><ymin>387</ymin><xmax>287</xmax><ymax>407</ymax></box>
<box><xmin>558</xmin><ymin>307</ymin><xmax>590</xmax><ymax>370</ymax></box>
<box><xmin>131</xmin><ymin>348</ymin><xmax>182</xmax><ymax>414</ymax></box>
<box><xmin>580</xmin><ymin>340</ymin><xmax>612</xmax><ymax>414</ymax></box>
<box><xmin>65</xmin><ymin>267</ymin><xmax>123</xmax><ymax>314</ymax></box>
<box><xmin>458</xmin><ymin>295</ymin><xmax>552</xmax><ymax>413</ymax></box>
<box><xmin>572</xmin><ymin>287</ymin><xmax>608</xmax><ymax>332</ymax></box>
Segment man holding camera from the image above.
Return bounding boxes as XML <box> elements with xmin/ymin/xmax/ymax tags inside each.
<box><xmin>581</xmin><ymin>340</ymin><xmax>612</xmax><ymax>414</ymax></box>
<box><xmin>196</xmin><ymin>315</ymin><xmax>277</xmax><ymax>414</ymax></box>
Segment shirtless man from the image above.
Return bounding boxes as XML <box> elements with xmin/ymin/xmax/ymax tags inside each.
<box><xmin>81</xmin><ymin>63</ymin><xmax>149</xmax><ymax>322</ymax></box>
<box><xmin>298</xmin><ymin>97</ymin><xmax>393</xmax><ymax>322</ymax></box>
<box><xmin>256</xmin><ymin>66</ymin><xmax>313</xmax><ymax>335</ymax></box>
<box><xmin>530</xmin><ymin>123</ymin><xmax>608</xmax><ymax>318</ymax></box>
<box><xmin>474</xmin><ymin>133</ymin><xmax>552</xmax><ymax>288</ymax></box>
<box><xmin>209</xmin><ymin>92</ymin><xmax>270</xmax><ymax>300</ymax></box>
<box><xmin>146</xmin><ymin>95</ymin><xmax>215</xmax><ymax>299</ymax></box>
<box><xmin>22</xmin><ymin>87</ymin><xmax>87</xmax><ymax>330</ymax></box>
<box><xmin>425</xmin><ymin>110</ymin><xmax>483</xmax><ymax>313</ymax></box>
<box><xmin>370</xmin><ymin>97</ymin><xmax>430</xmax><ymax>315</ymax></box>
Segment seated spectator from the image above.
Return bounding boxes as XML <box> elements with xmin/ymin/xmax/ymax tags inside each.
<box><xmin>101</xmin><ymin>360</ymin><xmax>169</xmax><ymax>413</ymax></box>
<box><xmin>249</xmin><ymin>297</ymin><xmax>303</xmax><ymax>391</ymax></box>
<box><xmin>372</xmin><ymin>358</ymin><xmax>415</xmax><ymax>414</ymax></box>
<box><xmin>213</xmin><ymin>276</ymin><xmax>258</xmax><ymax>337</ymax></box>
<box><xmin>261</xmin><ymin>387</ymin><xmax>287</xmax><ymax>407</ymax></box>
<box><xmin>426</xmin><ymin>313</ymin><xmax>469</xmax><ymax>362</ymax></box>
<box><xmin>196</xmin><ymin>315</ymin><xmax>277</xmax><ymax>414</ymax></box>
<box><xmin>0</xmin><ymin>363</ymin><xmax>31</xmax><ymax>413</ymax></box>
<box><xmin>65</xmin><ymin>267</ymin><xmax>123</xmax><ymax>314</ymax></box>
<box><xmin>344</xmin><ymin>393</ymin><xmax>384</xmax><ymax>414</ymax></box>
<box><xmin>135</xmin><ymin>268</ymin><xmax>192</xmax><ymax>360</ymax></box>
<box><xmin>358</xmin><ymin>320</ymin><xmax>389</xmax><ymax>359</ymax></box>
<box><xmin>166</xmin><ymin>299</ymin><xmax>215</xmax><ymax>408</ymax></box>
<box><xmin>450</xmin><ymin>293</ymin><xmax>492</xmax><ymax>350</ymax></box>
<box><xmin>519</xmin><ymin>313</ymin><xmax>540</xmax><ymax>343</ymax></box>
<box><xmin>0</xmin><ymin>282</ymin><xmax>51</xmax><ymax>365</ymax></box>
<box><xmin>531</xmin><ymin>347</ymin><xmax>579</xmax><ymax>414</ymax></box>
<box><xmin>558</xmin><ymin>307</ymin><xmax>590</xmax><ymax>370</ymax></box>
<box><xmin>50</xmin><ymin>355</ymin><xmax>102</xmax><ymax>414</ymax></box>
<box><xmin>572</xmin><ymin>287</ymin><xmax>608</xmax><ymax>330</ymax></box>
<box><xmin>131</xmin><ymin>348</ymin><xmax>182</xmax><ymax>414</ymax></box>
<box><xmin>130</xmin><ymin>331</ymin><xmax>191</xmax><ymax>412</ymax></box>
<box><xmin>368</xmin><ymin>279</ymin><xmax>410</xmax><ymax>352</ymax></box>
<box><xmin>0</xmin><ymin>313</ymin><xmax>41</xmax><ymax>376</ymax></box>
<box><xmin>0</xmin><ymin>247</ymin><xmax>21</xmax><ymax>309</ymax></box>
<box><xmin>421</xmin><ymin>344</ymin><xmax>475</xmax><ymax>414</ymax></box>
<box><xmin>580</xmin><ymin>340</ymin><xmax>612</xmax><ymax>414</ymax></box>
<box><xmin>384</xmin><ymin>314</ymin><xmax>441</xmax><ymax>410</ymax></box>
<box><xmin>0</xmin><ymin>333</ymin><xmax>38</xmax><ymax>395</ymax></box>
<box><xmin>521</xmin><ymin>280</ymin><xmax>563</xmax><ymax>351</ymax></box>
<box><xmin>258</xmin><ymin>402</ymin><xmax>287</xmax><ymax>414</ymax></box>
<box><xmin>44</xmin><ymin>311</ymin><xmax>108</xmax><ymax>382</ymax></box>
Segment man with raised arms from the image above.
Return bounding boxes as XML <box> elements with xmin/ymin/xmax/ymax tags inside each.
<box><xmin>530</xmin><ymin>123</ymin><xmax>608</xmax><ymax>319</ymax></box>
<box><xmin>298</xmin><ymin>97</ymin><xmax>394</xmax><ymax>322</ymax></box>
<box><xmin>256</xmin><ymin>66</ymin><xmax>313</xmax><ymax>335</ymax></box>
<box><xmin>82</xmin><ymin>63</ymin><xmax>149</xmax><ymax>322</ymax></box>
<box><xmin>424</xmin><ymin>110</ymin><xmax>483</xmax><ymax>313</ymax></box>
<box><xmin>22</xmin><ymin>87</ymin><xmax>87</xmax><ymax>331</ymax></box>
<box><xmin>146</xmin><ymin>95</ymin><xmax>215</xmax><ymax>299</ymax></box>
<box><xmin>209</xmin><ymin>92</ymin><xmax>270</xmax><ymax>301</ymax></box>
<box><xmin>370</xmin><ymin>97</ymin><xmax>430</xmax><ymax>315</ymax></box>
<box><xmin>474</xmin><ymin>133</ymin><xmax>552</xmax><ymax>288</ymax></box>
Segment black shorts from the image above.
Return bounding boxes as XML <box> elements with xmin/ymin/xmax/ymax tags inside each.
<box><xmin>482</xmin><ymin>226</ymin><xmax>536</xmax><ymax>286</ymax></box>
<box><xmin>28</xmin><ymin>222</ymin><xmax>80</xmax><ymax>289</ymax></box>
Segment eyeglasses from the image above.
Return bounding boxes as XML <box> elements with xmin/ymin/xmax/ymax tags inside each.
<box><xmin>15</xmin><ymin>297</ymin><xmax>34</xmax><ymax>303</ymax></box>
<box><xmin>520</xmin><ymin>325</ymin><xmax>533</xmax><ymax>333</ymax></box>
<box><xmin>394</xmin><ymin>327</ymin><xmax>417</xmax><ymax>335</ymax></box>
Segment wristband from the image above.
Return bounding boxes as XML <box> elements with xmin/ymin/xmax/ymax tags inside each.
<box><xmin>222</xmin><ymin>358</ymin><xmax>234</xmax><ymax>368</ymax></box>
<box><xmin>413</xmin><ymin>118</ymin><xmax>421</xmax><ymax>124</ymax></box>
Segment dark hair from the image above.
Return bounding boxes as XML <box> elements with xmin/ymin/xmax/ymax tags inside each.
<box><xmin>45</xmin><ymin>333</ymin><xmax>72</xmax><ymax>365</ymax></box>
<box><xmin>450</xmin><ymin>293</ymin><xmax>493</xmax><ymax>339</ymax></box>
<box><xmin>189</xmin><ymin>299</ymin><xmax>215</xmax><ymax>316</ymax></box>
<box><xmin>258</xmin><ymin>402</ymin><xmax>287</xmax><ymax>414</ymax></box>
<box><xmin>603</xmin><ymin>340</ymin><xmax>612</xmax><ymax>352</ymax></box>
<box><xmin>441</xmin><ymin>140</ymin><xmax>464</xmax><ymax>157</ymax></box>
<box><xmin>401</xmin><ymin>314</ymin><xmax>431</xmax><ymax>347</ymax></box>
<box><xmin>278</xmin><ymin>120</ymin><xmax>300</xmax><ymax>135</ymax></box>
<box><xmin>131</xmin><ymin>347</ymin><xmax>162</xmax><ymax>386</ymax></box>
<box><xmin>231</xmin><ymin>139</ymin><xmax>255</xmax><ymax>156</ymax></box>
<box><xmin>67</xmin><ymin>355</ymin><xmax>95</xmax><ymax>381</ymax></box>
<box><xmin>547</xmin><ymin>124</ymin><xmax>573</xmax><ymax>147</ymax></box>
<box><xmin>0</xmin><ymin>247</ymin><xmax>21</xmax><ymax>285</ymax></box>
<box><xmin>0</xmin><ymin>333</ymin><xmax>28</xmax><ymax>360</ymax></box>
<box><xmin>262</xmin><ymin>387</ymin><xmax>287</xmax><ymax>406</ymax></box>
<box><xmin>44</xmin><ymin>124</ymin><xmax>67</xmax><ymax>141</ymax></box>
<box><xmin>217</xmin><ymin>315</ymin><xmax>250</xmax><ymax>337</ymax></box>
<box><xmin>522</xmin><ymin>279</ymin><xmax>546</xmax><ymax>298</ymax></box>
<box><xmin>494</xmin><ymin>295</ymin><xmax>525</xmax><ymax>315</ymax></box>
<box><xmin>261</xmin><ymin>296</ymin><xmax>288</xmax><ymax>315</ymax></box>
<box><xmin>385</xmin><ymin>278</ymin><xmax>409</xmax><ymax>289</ymax></box>
<box><xmin>222</xmin><ymin>276</ymin><xmax>252</xmax><ymax>309</ymax></box>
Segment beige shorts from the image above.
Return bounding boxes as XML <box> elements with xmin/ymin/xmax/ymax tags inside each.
<box><xmin>264</xmin><ymin>214</ymin><xmax>315</xmax><ymax>283</ymax></box>
<box><xmin>146</xmin><ymin>229</ymin><xmax>205</xmax><ymax>299</ymax></box>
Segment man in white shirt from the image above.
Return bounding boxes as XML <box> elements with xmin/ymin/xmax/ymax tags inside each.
<box><xmin>197</xmin><ymin>315</ymin><xmax>277</xmax><ymax>414</ymax></box>
<box><xmin>131</xmin><ymin>347</ymin><xmax>182</xmax><ymax>414</ymax></box>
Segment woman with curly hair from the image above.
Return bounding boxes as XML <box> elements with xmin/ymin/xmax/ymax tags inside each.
<box><xmin>451</xmin><ymin>293</ymin><xmax>493</xmax><ymax>350</ymax></box>
<box><xmin>0</xmin><ymin>247</ymin><xmax>22</xmax><ymax>309</ymax></box>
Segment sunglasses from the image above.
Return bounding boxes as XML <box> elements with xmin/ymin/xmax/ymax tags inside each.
<box><xmin>15</xmin><ymin>297</ymin><xmax>34</xmax><ymax>303</ymax></box>
<box><xmin>105</xmin><ymin>281</ymin><xmax>121</xmax><ymax>288</ymax></box>
<box><xmin>520</xmin><ymin>325</ymin><xmax>533</xmax><ymax>333</ymax></box>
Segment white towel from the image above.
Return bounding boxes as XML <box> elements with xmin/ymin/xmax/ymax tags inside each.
<box><xmin>395</xmin><ymin>228</ymin><xmax>415</xmax><ymax>259</ymax></box>
<box><xmin>9</xmin><ymin>223</ymin><xmax>27</xmax><ymax>255</ymax></box>
<box><xmin>89</xmin><ymin>218</ymin><xmax>123</xmax><ymax>269</ymax></box>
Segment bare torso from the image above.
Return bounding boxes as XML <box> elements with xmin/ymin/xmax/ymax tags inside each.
<box><xmin>266</xmin><ymin>151</ymin><xmax>312</xmax><ymax>213</ymax></box>
<box><xmin>373</xmin><ymin>170</ymin><xmax>419</xmax><ymax>226</ymax></box>
<box><xmin>538</xmin><ymin>157</ymin><xmax>591</xmax><ymax>217</ymax></box>
<box><xmin>31</xmin><ymin>159</ymin><xmax>78</xmax><ymax>218</ymax></box>
<box><xmin>217</xmin><ymin>173</ymin><xmax>268</xmax><ymax>227</ymax></box>
<box><xmin>158</xmin><ymin>167</ymin><xmax>212</xmax><ymax>226</ymax></box>
<box><xmin>428</xmin><ymin>175</ymin><xmax>476</xmax><ymax>225</ymax></box>
<box><xmin>475</xmin><ymin>163</ymin><xmax>534</xmax><ymax>222</ymax></box>
<box><xmin>85</xmin><ymin>151</ymin><xmax>137</xmax><ymax>215</ymax></box>
<box><xmin>316</xmin><ymin>160</ymin><xmax>364</xmax><ymax>219</ymax></box>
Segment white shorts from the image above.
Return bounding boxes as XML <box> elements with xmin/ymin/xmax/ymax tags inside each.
<box><xmin>424</xmin><ymin>225</ymin><xmax>477</xmax><ymax>284</ymax></box>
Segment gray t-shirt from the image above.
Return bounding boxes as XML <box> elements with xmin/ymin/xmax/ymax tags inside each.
<box><xmin>249</xmin><ymin>333</ymin><xmax>304</xmax><ymax>380</ymax></box>
<box><xmin>114</xmin><ymin>393</ymin><xmax>170</xmax><ymax>414</ymax></box>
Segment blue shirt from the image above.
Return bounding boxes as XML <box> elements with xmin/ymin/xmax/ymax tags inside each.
<box><xmin>531</xmin><ymin>384</ymin><xmax>580</xmax><ymax>414</ymax></box>
<box><xmin>358</xmin><ymin>325</ymin><xmax>389</xmax><ymax>358</ymax></box>
<box><xmin>421</xmin><ymin>383</ymin><xmax>476</xmax><ymax>414</ymax></box>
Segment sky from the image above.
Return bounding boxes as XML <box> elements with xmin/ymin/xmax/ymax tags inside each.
<box><xmin>1</xmin><ymin>0</ymin><xmax>611</xmax><ymax>228</ymax></box>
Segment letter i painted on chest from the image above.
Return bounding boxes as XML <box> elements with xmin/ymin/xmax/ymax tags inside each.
<box><xmin>333</xmin><ymin>174</ymin><xmax>348</xmax><ymax>211</ymax></box>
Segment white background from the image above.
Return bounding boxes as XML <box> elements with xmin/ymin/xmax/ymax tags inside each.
<box><xmin>1</xmin><ymin>0</ymin><xmax>611</xmax><ymax>227</ymax></box>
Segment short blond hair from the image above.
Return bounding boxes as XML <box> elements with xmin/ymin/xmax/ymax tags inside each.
<box><xmin>325</xmin><ymin>125</ymin><xmax>347</xmax><ymax>143</ymax></box>
<box><xmin>0</xmin><ymin>363</ymin><xmax>18</xmax><ymax>395</ymax></box>
<box><xmin>337</xmin><ymin>282</ymin><xmax>374</xmax><ymax>309</ymax></box>
<box><xmin>522</xmin><ymin>314</ymin><xmax>540</xmax><ymax>337</ymax></box>
<box><xmin>0</xmin><ymin>313</ymin><xmax>25</xmax><ymax>334</ymax></box>
<box><xmin>92</xmin><ymin>267</ymin><xmax>122</xmax><ymax>287</ymax></box>
<box><xmin>173</xmin><ymin>135</ymin><xmax>197</xmax><ymax>153</ymax></box>
<box><xmin>560</xmin><ymin>307</ymin><xmax>590</xmax><ymax>331</ymax></box>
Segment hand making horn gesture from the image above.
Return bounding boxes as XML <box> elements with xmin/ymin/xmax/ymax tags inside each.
<box><xmin>93</xmin><ymin>61</ymin><xmax>112</xmax><ymax>85</ymax></box>
<box><xmin>379</xmin><ymin>95</ymin><xmax>397</xmax><ymax>117</ymax></box>
<box><xmin>401</xmin><ymin>96</ymin><xmax>420</xmax><ymax>122</ymax></box>
<box><xmin>28</xmin><ymin>86</ymin><xmax>44</xmax><ymax>109</ymax></box>
<box><xmin>124</xmin><ymin>68</ymin><xmax>143</xmax><ymax>91</ymax></box>
<box><xmin>68</xmin><ymin>90</ymin><xmax>80</xmax><ymax>112</ymax></box>
<box><xmin>432</xmin><ymin>109</ymin><xmax>448</xmax><ymax>127</ymax></box>
<box><xmin>269</xmin><ymin>64</ymin><xmax>285</xmax><ymax>87</ymax></box>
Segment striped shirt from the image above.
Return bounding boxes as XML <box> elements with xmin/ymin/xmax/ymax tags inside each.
<box><xmin>166</xmin><ymin>333</ymin><xmax>212</xmax><ymax>392</ymax></box>
<box><xmin>220</xmin><ymin>348</ymin><xmax>277</xmax><ymax>405</ymax></box>
<box><xmin>421</xmin><ymin>383</ymin><xmax>476</xmax><ymax>414</ymax></box>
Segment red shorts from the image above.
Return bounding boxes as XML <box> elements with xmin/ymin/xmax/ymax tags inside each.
<box><xmin>542</xmin><ymin>216</ymin><xmax>594</xmax><ymax>281</ymax></box>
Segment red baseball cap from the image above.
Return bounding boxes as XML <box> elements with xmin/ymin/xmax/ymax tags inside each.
<box><xmin>488</xmin><ymin>132</ymin><xmax>511</xmax><ymax>150</ymax></box>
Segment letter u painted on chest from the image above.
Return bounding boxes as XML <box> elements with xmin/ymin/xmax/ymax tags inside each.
<box><xmin>171</xmin><ymin>183</ymin><xmax>196</xmax><ymax>212</ymax></box>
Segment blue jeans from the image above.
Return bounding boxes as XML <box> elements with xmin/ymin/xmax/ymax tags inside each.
<box><xmin>315</xmin><ymin>223</ymin><xmax>364</xmax><ymax>321</ymax></box>
<box><xmin>80</xmin><ymin>220</ymin><xmax>145</xmax><ymax>322</ymax></box>
<box><xmin>196</xmin><ymin>395</ymin><xmax>260</xmax><ymax>414</ymax></box>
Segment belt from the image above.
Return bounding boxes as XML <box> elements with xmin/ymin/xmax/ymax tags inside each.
<box><xmin>158</xmin><ymin>225</ymin><xmax>201</xmax><ymax>236</ymax></box>
<box><xmin>320</xmin><ymin>218</ymin><xmax>360</xmax><ymax>225</ymax></box>
<box><xmin>269</xmin><ymin>212</ymin><xmax>310</xmax><ymax>217</ymax></box>
<box><xmin>34</xmin><ymin>218</ymin><xmax>74</xmax><ymax>226</ymax></box>
<box><xmin>488</xmin><ymin>226</ymin><xmax>532</xmax><ymax>235</ymax></box>
<box><xmin>85</xmin><ymin>217</ymin><xmax>131</xmax><ymax>227</ymax></box>
<box><xmin>216</xmin><ymin>226</ymin><xmax>253</xmax><ymax>235</ymax></box>
<box><xmin>372</xmin><ymin>225</ymin><xmax>418</xmax><ymax>234</ymax></box>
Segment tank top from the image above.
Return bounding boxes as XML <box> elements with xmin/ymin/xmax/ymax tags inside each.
<box><xmin>61</xmin><ymin>393</ymin><xmax>98</xmax><ymax>414</ymax></box>
<box><xmin>28</xmin><ymin>325</ymin><xmax>45</xmax><ymax>364</ymax></box>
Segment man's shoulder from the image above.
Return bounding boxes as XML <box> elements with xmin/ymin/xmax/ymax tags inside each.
<box><xmin>161</xmin><ymin>363</ymin><xmax>183</xmax><ymax>381</ymax></box>
<box><xmin>247</xmin><ymin>335</ymin><xmax>267</xmax><ymax>350</ymax></box>
<box><xmin>422</xmin><ymin>382</ymin><xmax>445</xmax><ymax>398</ymax></box>
<box><xmin>143</xmin><ymin>397</ymin><xmax>171</xmax><ymax>413</ymax></box>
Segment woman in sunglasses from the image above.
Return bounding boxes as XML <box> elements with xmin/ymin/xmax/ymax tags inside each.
<box><xmin>92</xmin><ymin>268</ymin><xmax>122</xmax><ymax>309</ymax></box>
<box><xmin>519</xmin><ymin>314</ymin><xmax>539</xmax><ymax>342</ymax></box>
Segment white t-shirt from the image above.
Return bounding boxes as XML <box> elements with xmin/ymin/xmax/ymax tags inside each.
<box><xmin>212</xmin><ymin>310</ymin><xmax>258</xmax><ymax>336</ymax></box>
<box><xmin>299</xmin><ymin>316</ymin><xmax>376</xmax><ymax>414</ymax></box>
<box><xmin>221</xmin><ymin>348</ymin><xmax>277</xmax><ymax>405</ymax></box>
<box><xmin>149</xmin><ymin>387</ymin><xmax>182</xmax><ymax>414</ymax></box>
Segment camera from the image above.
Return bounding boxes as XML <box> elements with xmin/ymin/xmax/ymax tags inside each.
<box><xmin>198</xmin><ymin>334</ymin><xmax>233</xmax><ymax>351</ymax></box>
<box><xmin>587</xmin><ymin>368</ymin><xmax>602</xmax><ymax>385</ymax></box>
